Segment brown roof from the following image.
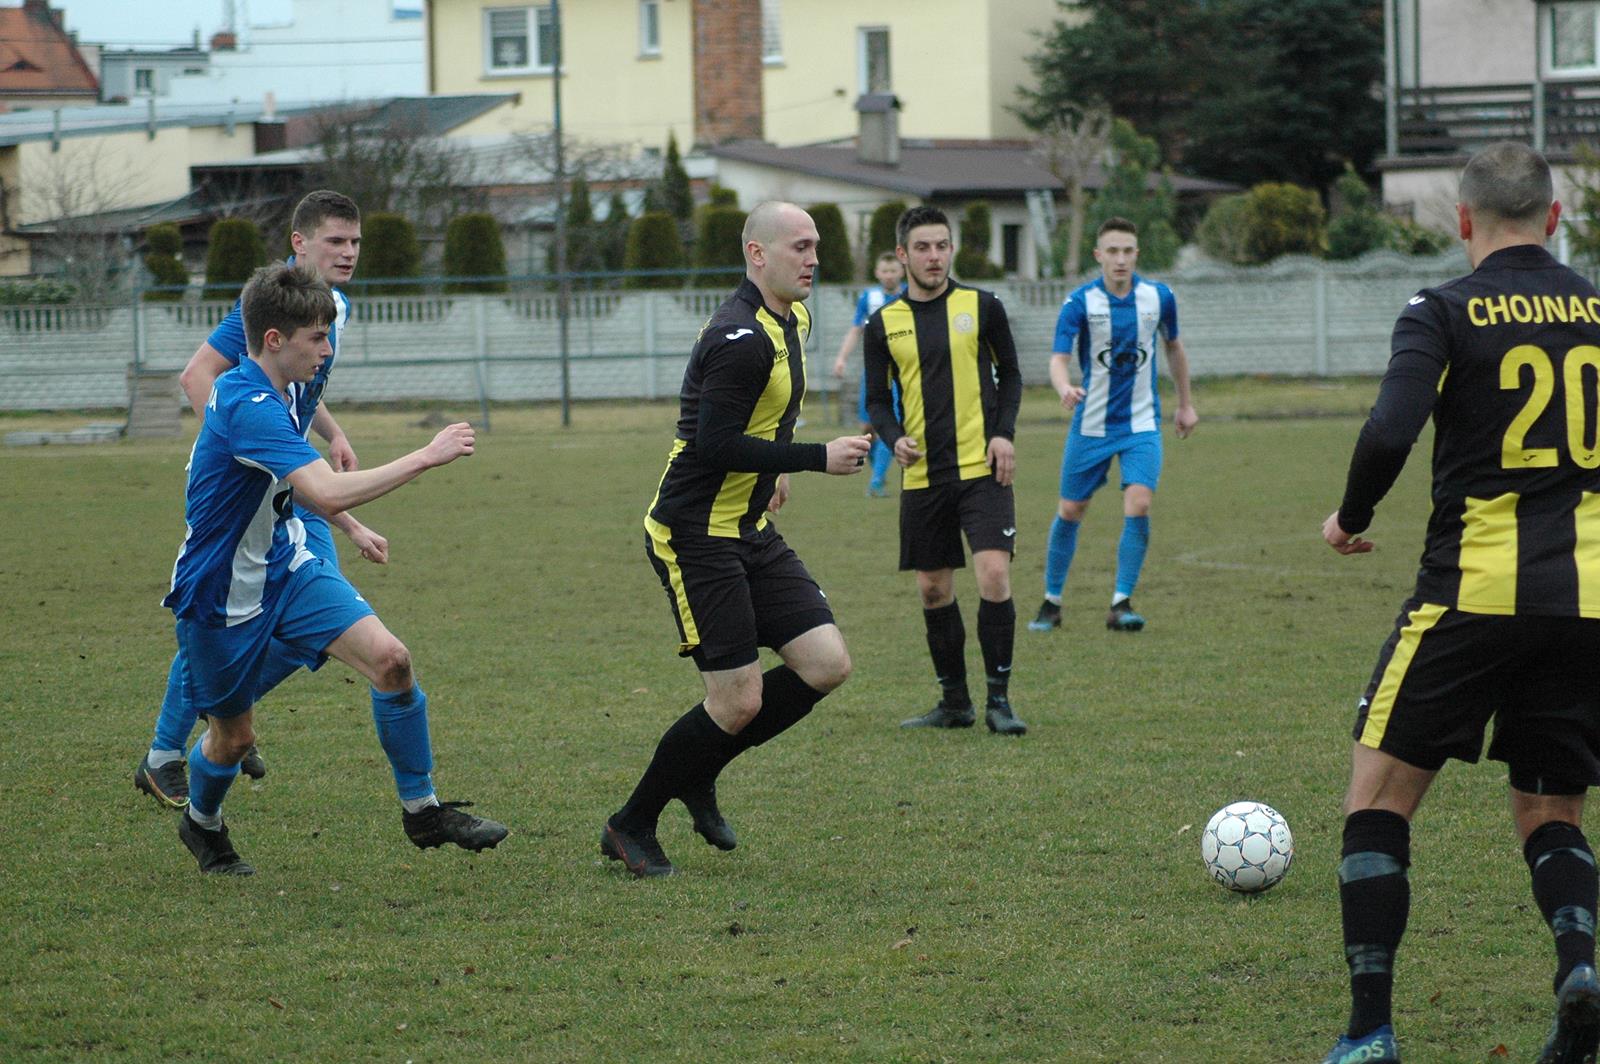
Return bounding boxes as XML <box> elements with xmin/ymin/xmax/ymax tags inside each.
<box><xmin>0</xmin><ymin>2</ymin><xmax>97</xmax><ymax>97</ymax></box>
<box><xmin>708</xmin><ymin>139</ymin><xmax>1237</xmax><ymax>199</ymax></box>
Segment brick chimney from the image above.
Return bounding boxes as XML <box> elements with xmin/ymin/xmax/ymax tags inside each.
<box><xmin>692</xmin><ymin>0</ymin><xmax>763</xmax><ymax>145</ymax></box>
<box><xmin>22</xmin><ymin>0</ymin><xmax>65</xmax><ymax>30</ymax></box>
<box><xmin>210</xmin><ymin>31</ymin><xmax>238</xmax><ymax>52</ymax></box>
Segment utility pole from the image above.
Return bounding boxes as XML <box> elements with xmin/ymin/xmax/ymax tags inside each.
<box><xmin>552</xmin><ymin>0</ymin><xmax>571</xmax><ymax>427</ymax></box>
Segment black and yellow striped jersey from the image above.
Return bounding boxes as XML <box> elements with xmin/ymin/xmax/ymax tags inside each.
<box><xmin>646</xmin><ymin>278</ymin><xmax>826</xmax><ymax>540</ymax></box>
<box><xmin>860</xmin><ymin>281</ymin><xmax>1022</xmax><ymax>490</ymax></box>
<box><xmin>1339</xmin><ymin>244</ymin><xmax>1600</xmax><ymax>617</ymax></box>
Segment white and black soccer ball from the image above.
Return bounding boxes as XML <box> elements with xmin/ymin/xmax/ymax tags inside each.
<box><xmin>1201</xmin><ymin>800</ymin><xmax>1294</xmax><ymax>893</ymax></box>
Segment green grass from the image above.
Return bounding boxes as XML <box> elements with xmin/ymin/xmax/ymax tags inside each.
<box><xmin>0</xmin><ymin>381</ymin><xmax>1557</xmax><ymax>1061</ymax></box>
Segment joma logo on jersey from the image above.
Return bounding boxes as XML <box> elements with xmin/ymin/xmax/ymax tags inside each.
<box><xmin>886</xmin><ymin>328</ymin><xmax>914</xmax><ymax>341</ymax></box>
<box><xmin>773</xmin><ymin>346</ymin><xmax>789</xmax><ymax>363</ymax></box>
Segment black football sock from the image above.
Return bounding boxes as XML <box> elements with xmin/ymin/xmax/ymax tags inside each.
<box><xmin>1338</xmin><ymin>809</ymin><xmax>1411</xmax><ymax>1039</ymax></box>
<box><xmin>1525</xmin><ymin>820</ymin><xmax>1599</xmax><ymax>993</ymax></box>
<box><xmin>977</xmin><ymin>597</ymin><xmax>1015</xmax><ymax>701</ymax></box>
<box><xmin>612</xmin><ymin>703</ymin><xmax>739</xmax><ymax>835</ymax></box>
<box><xmin>683</xmin><ymin>666</ymin><xmax>829</xmax><ymax>794</ymax></box>
<box><xmin>923</xmin><ymin>600</ymin><xmax>970</xmax><ymax>707</ymax></box>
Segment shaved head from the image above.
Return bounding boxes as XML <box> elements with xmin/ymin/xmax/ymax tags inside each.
<box><xmin>741</xmin><ymin>201</ymin><xmax>819</xmax><ymax>314</ymax></box>
<box><xmin>1459</xmin><ymin>141</ymin><xmax>1552</xmax><ymax>226</ymax></box>
<box><xmin>743</xmin><ymin>201</ymin><xmax>808</xmax><ymax>256</ymax></box>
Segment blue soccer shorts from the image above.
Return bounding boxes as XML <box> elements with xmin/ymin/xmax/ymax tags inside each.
<box><xmin>177</xmin><ymin>557</ymin><xmax>375</xmax><ymax>719</ymax></box>
<box><xmin>1058</xmin><ymin>430</ymin><xmax>1163</xmax><ymax>501</ymax></box>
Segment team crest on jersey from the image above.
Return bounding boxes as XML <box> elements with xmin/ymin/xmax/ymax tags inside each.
<box><xmin>953</xmin><ymin>312</ymin><xmax>975</xmax><ymax>334</ymax></box>
<box><xmin>1096</xmin><ymin>344</ymin><xmax>1150</xmax><ymax>371</ymax></box>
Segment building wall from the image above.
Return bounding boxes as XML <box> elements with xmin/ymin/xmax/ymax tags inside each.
<box><xmin>432</xmin><ymin>0</ymin><xmax>695</xmax><ymax>148</ymax></box>
<box><xmin>161</xmin><ymin>0</ymin><xmax>424</xmax><ymax>107</ymax></box>
<box><xmin>99</xmin><ymin>53</ymin><xmax>209</xmax><ymax>101</ymax></box>
<box><xmin>430</xmin><ymin>0</ymin><xmax>1060</xmax><ymax>147</ymax></box>
<box><xmin>1418</xmin><ymin>0</ymin><xmax>1535</xmax><ymax>86</ymax></box>
<box><xmin>1383</xmin><ymin>161</ymin><xmax>1583</xmax><ymax>241</ymax></box>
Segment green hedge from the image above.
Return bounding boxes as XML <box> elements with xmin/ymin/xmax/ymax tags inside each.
<box><xmin>143</xmin><ymin>224</ymin><xmax>188</xmax><ymax>301</ymax></box>
<box><xmin>865</xmin><ymin>201</ymin><xmax>907</xmax><ymax>280</ymax></box>
<box><xmin>955</xmin><ymin>201</ymin><xmax>1003</xmax><ymax>279</ymax></box>
<box><xmin>808</xmin><ymin>203</ymin><xmax>854</xmax><ymax>285</ymax></box>
<box><xmin>204</xmin><ymin>218</ymin><xmax>266</xmax><ymax>299</ymax></box>
<box><xmin>443</xmin><ymin>213</ymin><xmax>508</xmax><ymax>293</ymax></box>
<box><xmin>623</xmin><ymin>211</ymin><xmax>686</xmax><ymax>289</ymax></box>
<box><xmin>359</xmin><ymin>213</ymin><xmax>422</xmax><ymax>295</ymax></box>
<box><xmin>693</xmin><ymin>205</ymin><xmax>748</xmax><ymax>272</ymax></box>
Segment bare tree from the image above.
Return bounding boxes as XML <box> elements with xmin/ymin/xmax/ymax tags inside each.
<box><xmin>1031</xmin><ymin>105</ymin><xmax>1112</xmax><ymax>279</ymax></box>
<box><xmin>19</xmin><ymin>139</ymin><xmax>153</xmax><ymax>303</ymax></box>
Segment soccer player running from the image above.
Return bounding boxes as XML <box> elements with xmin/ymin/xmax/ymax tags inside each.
<box><xmin>1321</xmin><ymin>142</ymin><xmax>1600</xmax><ymax>1064</ymax></box>
<box><xmin>601</xmin><ymin>202</ymin><xmax>872</xmax><ymax>878</ymax></box>
<box><xmin>135</xmin><ymin>190</ymin><xmax>383</xmax><ymax>807</ymax></box>
<box><xmin>166</xmin><ymin>263</ymin><xmax>506</xmax><ymax>875</ymax></box>
<box><xmin>832</xmin><ymin>251</ymin><xmax>907</xmax><ymax>496</ymax></box>
<box><xmin>1027</xmin><ymin>218</ymin><xmax>1196</xmax><ymax>634</ymax></box>
<box><xmin>862</xmin><ymin>205</ymin><xmax>1027</xmax><ymax>736</ymax></box>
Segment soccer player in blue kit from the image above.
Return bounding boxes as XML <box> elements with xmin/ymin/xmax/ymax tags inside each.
<box><xmin>165</xmin><ymin>263</ymin><xmax>506</xmax><ymax>874</ymax></box>
<box><xmin>832</xmin><ymin>251</ymin><xmax>906</xmax><ymax>496</ymax></box>
<box><xmin>1028</xmin><ymin>217</ymin><xmax>1196</xmax><ymax>634</ymax></box>
<box><xmin>135</xmin><ymin>190</ymin><xmax>385</xmax><ymax>806</ymax></box>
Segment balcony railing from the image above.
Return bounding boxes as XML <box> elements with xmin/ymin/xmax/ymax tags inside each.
<box><xmin>1396</xmin><ymin>79</ymin><xmax>1600</xmax><ymax>156</ymax></box>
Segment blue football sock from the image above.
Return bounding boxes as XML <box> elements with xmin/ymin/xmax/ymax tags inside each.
<box><xmin>1044</xmin><ymin>516</ymin><xmax>1081</xmax><ymax>599</ymax></box>
<box><xmin>1115</xmin><ymin>515</ymin><xmax>1151</xmax><ymax>600</ymax></box>
<box><xmin>187</xmin><ymin>739</ymin><xmax>240</xmax><ymax>818</ymax></box>
<box><xmin>152</xmin><ymin>652</ymin><xmax>199</xmax><ymax>755</ymax></box>
<box><xmin>372</xmin><ymin>684</ymin><xmax>435</xmax><ymax>802</ymax></box>
<box><xmin>868</xmin><ymin>437</ymin><xmax>893</xmax><ymax>488</ymax></box>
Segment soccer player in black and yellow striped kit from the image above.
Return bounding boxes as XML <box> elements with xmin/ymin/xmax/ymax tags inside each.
<box><xmin>1321</xmin><ymin>143</ymin><xmax>1600</xmax><ymax>1064</ymax></box>
<box><xmin>601</xmin><ymin>202</ymin><xmax>872</xmax><ymax>878</ymax></box>
<box><xmin>863</xmin><ymin>206</ymin><xmax>1027</xmax><ymax>735</ymax></box>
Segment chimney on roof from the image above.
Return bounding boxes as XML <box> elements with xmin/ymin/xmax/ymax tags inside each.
<box><xmin>210</xmin><ymin>31</ymin><xmax>237</xmax><ymax>52</ymax></box>
<box><xmin>691</xmin><ymin>0</ymin><xmax>763</xmax><ymax>146</ymax></box>
<box><xmin>22</xmin><ymin>0</ymin><xmax>62</xmax><ymax>30</ymax></box>
<box><xmin>856</xmin><ymin>94</ymin><xmax>901</xmax><ymax>167</ymax></box>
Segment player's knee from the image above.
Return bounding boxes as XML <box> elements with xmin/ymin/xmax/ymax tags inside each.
<box><xmin>211</xmin><ymin>725</ymin><xmax>255</xmax><ymax>764</ymax></box>
<box><xmin>1058</xmin><ymin>499</ymin><xmax>1087</xmax><ymax>521</ymax></box>
<box><xmin>810</xmin><ymin>646</ymin><xmax>852</xmax><ymax>693</ymax></box>
<box><xmin>721</xmin><ymin>689</ymin><xmax>764</xmax><ymax>731</ymax></box>
<box><xmin>372</xmin><ymin>639</ymin><xmax>413</xmax><ymax>691</ymax></box>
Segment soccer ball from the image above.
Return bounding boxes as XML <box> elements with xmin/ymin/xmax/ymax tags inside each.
<box><xmin>1201</xmin><ymin>801</ymin><xmax>1293</xmax><ymax>893</ymax></box>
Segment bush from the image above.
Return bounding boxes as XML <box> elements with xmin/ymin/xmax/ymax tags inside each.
<box><xmin>660</xmin><ymin>132</ymin><xmax>693</xmax><ymax>224</ymax></box>
<box><xmin>442</xmin><ymin>213</ymin><xmax>507</xmax><ymax>293</ymax></box>
<box><xmin>359</xmin><ymin>213</ymin><xmax>422</xmax><ymax>295</ymax></box>
<box><xmin>0</xmin><ymin>279</ymin><xmax>76</xmax><ymax>305</ymax></box>
<box><xmin>204</xmin><ymin>218</ymin><xmax>266</xmax><ymax>299</ymax></box>
<box><xmin>865</xmin><ymin>200</ymin><xmax>907</xmax><ymax>280</ymax></box>
<box><xmin>623</xmin><ymin>211</ymin><xmax>686</xmax><ymax>288</ymax></box>
<box><xmin>1240</xmin><ymin>183</ymin><xmax>1326</xmax><ymax>263</ymax></box>
<box><xmin>547</xmin><ymin>175</ymin><xmax>607</xmax><ymax>285</ymax></box>
<box><xmin>601</xmin><ymin>191</ymin><xmax>631</xmax><ymax>274</ymax></box>
<box><xmin>143</xmin><ymin>223</ymin><xmax>188</xmax><ymax>302</ymax></box>
<box><xmin>808</xmin><ymin>203</ymin><xmax>854</xmax><ymax>284</ymax></box>
<box><xmin>708</xmin><ymin>185</ymin><xmax>739</xmax><ymax>208</ymax></box>
<box><xmin>1081</xmin><ymin>119</ymin><xmax>1182</xmax><ymax>272</ymax></box>
<box><xmin>693</xmin><ymin>205</ymin><xmax>748</xmax><ymax>276</ymax></box>
<box><xmin>1385</xmin><ymin>217</ymin><xmax>1452</xmax><ymax>256</ymax></box>
<box><xmin>1325</xmin><ymin>166</ymin><xmax>1389</xmax><ymax>261</ymax></box>
<box><xmin>1196</xmin><ymin>194</ymin><xmax>1251</xmax><ymax>265</ymax></box>
<box><xmin>955</xmin><ymin>201</ymin><xmax>1004</xmax><ymax>279</ymax></box>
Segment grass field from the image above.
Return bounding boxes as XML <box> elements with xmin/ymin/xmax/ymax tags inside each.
<box><xmin>0</xmin><ymin>380</ymin><xmax>1567</xmax><ymax>1061</ymax></box>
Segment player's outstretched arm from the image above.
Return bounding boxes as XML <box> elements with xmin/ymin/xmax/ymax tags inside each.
<box><xmin>179</xmin><ymin>343</ymin><xmax>234</xmax><ymax>418</ymax></box>
<box><xmin>1164</xmin><ymin>337</ymin><xmax>1198</xmax><ymax>438</ymax></box>
<box><xmin>287</xmin><ymin>423</ymin><xmax>474</xmax><ymax>515</ymax></box>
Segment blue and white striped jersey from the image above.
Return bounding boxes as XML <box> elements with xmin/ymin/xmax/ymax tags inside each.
<box><xmin>1052</xmin><ymin>275</ymin><xmax>1179</xmax><ymax>438</ymax></box>
<box><xmin>207</xmin><ymin>269</ymin><xmax>349</xmax><ymax>439</ymax></box>
<box><xmin>163</xmin><ymin>358</ymin><xmax>323</xmax><ymax>626</ymax></box>
<box><xmin>853</xmin><ymin>283</ymin><xmax>905</xmax><ymax>327</ymax></box>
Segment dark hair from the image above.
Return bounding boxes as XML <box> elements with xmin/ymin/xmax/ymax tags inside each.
<box><xmin>241</xmin><ymin>263</ymin><xmax>336</xmax><ymax>356</ymax></box>
<box><xmin>1459</xmin><ymin>141</ymin><xmax>1553</xmax><ymax>225</ymax></box>
<box><xmin>1097</xmin><ymin>216</ymin><xmax>1138</xmax><ymax>239</ymax></box>
<box><xmin>896</xmin><ymin>205</ymin><xmax>949</xmax><ymax>249</ymax></box>
<box><xmin>290</xmin><ymin>189</ymin><xmax>361</xmax><ymax>239</ymax></box>
<box><xmin>875</xmin><ymin>250</ymin><xmax>901</xmax><ymax>266</ymax></box>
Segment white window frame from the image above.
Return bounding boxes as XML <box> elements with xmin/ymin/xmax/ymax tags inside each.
<box><xmin>858</xmin><ymin>26</ymin><xmax>890</xmax><ymax>95</ymax></box>
<box><xmin>484</xmin><ymin>5</ymin><xmax>557</xmax><ymax>76</ymax></box>
<box><xmin>639</xmin><ymin>0</ymin><xmax>661</xmax><ymax>58</ymax></box>
<box><xmin>134</xmin><ymin>67</ymin><xmax>155</xmax><ymax>94</ymax></box>
<box><xmin>1548</xmin><ymin>2</ymin><xmax>1600</xmax><ymax>77</ymax></box>
<box><xmin>761</xmin><ymin>0</ymin><xmax>783</xmax><ymax>66</ymax></box>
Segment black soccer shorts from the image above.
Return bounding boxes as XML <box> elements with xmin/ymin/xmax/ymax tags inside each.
<box><xmin>1352</xmin><ymin>598</ymin><xmax>1600</xmax><ymax>788</ymax></box>
<box><xmin>898</xmin><ymin>475</ymin><xmax>1016</xmax><ymax>572</ymax></box>
<box><xmin>644</xmin><ymin>518</ymin><xmax>834</xmax><ymax>672</ymax></box>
